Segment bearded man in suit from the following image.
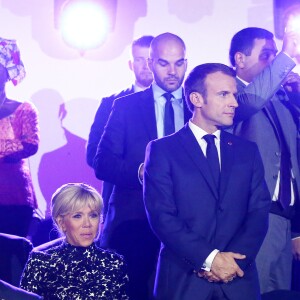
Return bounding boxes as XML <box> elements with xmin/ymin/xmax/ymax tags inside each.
<box><xmin>93</xmin><ymin>32</ymin><xmax>192</xmax><ymax>300</ymax></box>
<box><xmin>87</xmin><ymin>35</ymin><xmax>154</xmax><ymax>222</ymax></box>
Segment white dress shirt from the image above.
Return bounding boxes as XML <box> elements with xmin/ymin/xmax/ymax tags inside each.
<box><xmin>152</xmin><ymin>83</ymin><xmax>184</xmax><ymax>138</ymax></box>
<box><xmin>189</xmin><ymin>120</ymin><xmax>220</xmax><ymax>271</ymax></box>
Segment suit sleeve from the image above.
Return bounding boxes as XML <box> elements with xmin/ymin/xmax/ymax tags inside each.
<box><xmin>235</xmin><ymin>52</ymin><xmax>296</xmax><ymax>123</ymax></box>
<box><xmin>224</xmin><ymin>144</ymin><xmax>271</xmax><ymax>270</ymax></box>
<box><xmin>93</xmin><ymin>98</ymin><xmax>142</xmax><ymax>188</ymax></box>
<box><xmin>86</xmin><ymin>97</ymin><xmax>114</xmax><ymax>167</ymax></box>
<box><xmin>143</xmin><ymin>140</ymin><xmax>215</xmax><ymax>270</ymax></box>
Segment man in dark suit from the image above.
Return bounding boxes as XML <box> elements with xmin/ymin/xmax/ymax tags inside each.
<box><xmin>86</xmin><ymin>35</ymin><xmax>154</xmax><ymax>221</ymax></box>
<box><xmin>229</xmin><ymin>27</ymin><xmax>300</xmax><ymax>293</ymax></box>
<box><xmin>93</xmin><ymin>32</ymin><xmax>192</xmax><ymax>300</ymax></box>
<box><xmin>143</xmin><ymin>63</ymin><xmax>271</xmax><ymax>300</ymax></box>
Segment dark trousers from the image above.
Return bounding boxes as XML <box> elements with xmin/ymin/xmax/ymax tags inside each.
<box><xmin>101</xmin><ymin>220</ymin><xmax>160</xmax><ymax>300</ymax></box>
<box><xmin>205</xmin><ymin>285</ymin><xmax>229</xmax><ymax>300</ymax></box>
<box><xmin>0</xmin><ymin>205</ymin><xmax>33</xmax><ymax>237</ymax></box>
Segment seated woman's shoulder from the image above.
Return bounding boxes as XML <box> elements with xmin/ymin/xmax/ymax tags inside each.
<box><xmin>96</xmin><ymin>246</ymin><xmax>125</xmax><ymax>263</ymax></box>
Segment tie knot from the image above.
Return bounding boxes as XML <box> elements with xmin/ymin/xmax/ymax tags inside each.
<box><xmin>163</xmin><ymin>93</ymin><xmax>173</xmax><ymax>102</ymax></box>
<box><xmin>203</xmin><ymin>134</ymin><xmax>216</xmax><ymax>145</ymax></box>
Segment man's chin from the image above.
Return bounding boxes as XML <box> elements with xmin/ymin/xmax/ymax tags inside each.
<box><xmin>138</xmin><ymin>78</ymin><xmax>153</xmax><ymax>88</ymax></box>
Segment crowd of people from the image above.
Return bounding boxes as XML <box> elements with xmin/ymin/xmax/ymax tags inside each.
<box><xmin>0</xmin><ymin>25</ymin><xmax>300</xmax><ymax>300</ymax></box>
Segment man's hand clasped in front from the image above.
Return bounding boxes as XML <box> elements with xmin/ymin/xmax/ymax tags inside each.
<box><xmin>197</xmin><ymin>252</ymin><xmax>246</xmax><ymax>284</ymax></box>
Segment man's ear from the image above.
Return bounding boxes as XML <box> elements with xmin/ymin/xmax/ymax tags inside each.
<box><xmin>147</xmin><ymin>58</ymin><xmax>153</xmax><ymax>72</ymax></box>
<box><xmin>190</xmin><ymin>92</ymin><xmax>203</xmax><ymax>108</ymax></box>
<box><xmin>128</xmin><ymin>60</ymin><xmax>133</xmax><ymax>71</ymax></box>
<box><xmin>234</xmin><ymin>52</ymin><xmax>246</xmax><ymax>68</ymax></box>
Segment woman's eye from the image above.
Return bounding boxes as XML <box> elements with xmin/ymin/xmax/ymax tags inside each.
<box><xmin>72</xmin><ymin>214</ymin><xmax>81</xmax><ymax>219</ymax></box>
<box><xmin>90</xmin><ymin>212</ymin><xmax>99</xmax><ymax>219</ymax></box>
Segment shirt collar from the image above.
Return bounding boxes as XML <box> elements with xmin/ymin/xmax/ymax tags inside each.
<box><xmin>133</xmin><ymin>84</ymin><xmax>145</xmax><ymax>93</ymax></box>
<box><xmin>152</xmin><ymin>83</ymin><xmax>183</xmax><ymax>103</ymax></box>
<box><xmin>188</xmin><ymin>120</ymin><xmax>221</xmax><ymax>140</ymax></box>
<box><xmin>236</xmin><ymin>76</ymin><xmax>249</xmax><ymax>86</ymax></box>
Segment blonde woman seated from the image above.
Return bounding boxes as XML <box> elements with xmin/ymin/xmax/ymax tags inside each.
<box><xmin>20</xmin><ymin>183</ymin><xmax>129</xmax><ymax>300</ymax></box>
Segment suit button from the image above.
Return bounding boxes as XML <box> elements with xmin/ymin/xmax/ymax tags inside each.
<box><xmin>273</xmin><ymin>174</ymin><xmax>278</xmax><ymax>179</ymax></box>
<box><xmin>275</xmin><ymin>152</ymin><xmax>280</xmax><ymax>157</ymax></box>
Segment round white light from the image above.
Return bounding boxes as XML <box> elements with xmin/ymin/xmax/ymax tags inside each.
<box><xmin>60</xmin><ymin>0</ymin><xmax>110</xmax><ymax>51</ymax></box>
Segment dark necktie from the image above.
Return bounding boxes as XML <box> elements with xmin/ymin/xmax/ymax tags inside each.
<box><xmin>267</xmin><ymin>100</ymin><xmax>291</xmax><ymax>209</ymax></box>
<box><xmin>203</xmin><ymin>134</ymin><xmax>220</xmax><ymax>186</ymax></box>
<box><xmin>163</xmin><ymin>93</ymin><xmax>175</xmax><ymax>136</ymax></box>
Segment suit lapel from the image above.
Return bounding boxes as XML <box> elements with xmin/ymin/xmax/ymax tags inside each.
<box><xmin>138</xmin><ymin>87</ymin><xmax>157</xmax><ymax>141</ymax></box>
<box><xmin>219</xmin><ymin>131</ymin><xmax>235</xmax><ymax>200</ymax></box>
<box><xmin>178</xmin><ymin>125</ymin><xmax>219</xmax><ymax>200</ymax></box>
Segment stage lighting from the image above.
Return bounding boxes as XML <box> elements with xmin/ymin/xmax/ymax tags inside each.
<box><xmin>274</xmin><ymin>0</ymin><xmax>300</xmax><ymax>39</ymax></box>
<box><xmin>54</xmin><ymin>0</ymin><xmax>117</xmax><ymax>52</ymax></box>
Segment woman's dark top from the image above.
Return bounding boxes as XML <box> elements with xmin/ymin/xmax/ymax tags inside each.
<box><xmin>20</xmin><ymin>242</ymin><xmax>129</xmax><ymax>300</ymax></box>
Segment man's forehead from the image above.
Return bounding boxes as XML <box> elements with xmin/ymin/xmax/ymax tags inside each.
<box><xmin>205</xmin><ymin>72</ymin><xmax>236</xmax><ymax>90</ymax></box>
<box><xmin>254</xmin><ymin>38</ymin><xmax>277</xmax><ymax>52</ymax></box>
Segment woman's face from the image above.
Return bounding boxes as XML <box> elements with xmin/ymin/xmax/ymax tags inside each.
<box><xmin>58</xmin><ymin>205</ymin><xmax>100</xmax><ymax>247</ymax></box>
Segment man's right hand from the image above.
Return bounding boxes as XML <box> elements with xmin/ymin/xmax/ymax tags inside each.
<box><xmin>210</xmin><ymin>251</ymin><xmax>246</xmax><ymax>282</ymax></box>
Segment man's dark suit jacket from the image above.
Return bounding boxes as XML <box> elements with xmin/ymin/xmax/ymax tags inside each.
<box><xmin>232</xmin><ymin>52</ymin><xmax>300</xmax><ymax>233</ymax></box>
<box><xmin>86</xmin><ymin>86</ymin><xmax>135</xmax><ymax>219</ymax></box>
<box><xmin>93</xmin><ymin>86</ymin><xmax>191</xmax><ymax>299</ymax></box>
<box><xmin>94</xmin><ymin>86</ymin><xmax>191</xmax><ymax>240</ymax></box>
<box><xmin>143</xmin><ymin>125</ymin><xmax>271</xmax><ymax>300</ymax></box>
<box><xmin>0</xmin><ymin>233</ymin><xmax>33</xmax><ymax>286</ymax></box>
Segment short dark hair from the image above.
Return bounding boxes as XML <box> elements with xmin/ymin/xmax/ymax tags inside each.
<box><xmin>229</xmin><ymin>27</ymin><xmax>274</xmax><ymax>66</ymax></box>
<box><xmin>184</xmin><ymin>63</ymin><xmax>236</xmax><ymax>112</ymax></box>
<box><xmin>131</xmin><ymin>35</ymin><xmax>154</xmax><ymax>50</ymax></box>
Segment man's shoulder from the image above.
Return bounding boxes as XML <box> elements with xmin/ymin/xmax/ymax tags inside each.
<box><xmin>150</xmin><ymin>126</ymin><xmax>187</xmax><ymax>148</ymax></box>
<box><xmin>114</xmin><ymin>87</ymin><xmax>152</xmax><ymax>106</ymax></box>
<box><xmin>103</xmin><ymin>86</ymin><xmax>135</xmax><ymax>102</ymax></box>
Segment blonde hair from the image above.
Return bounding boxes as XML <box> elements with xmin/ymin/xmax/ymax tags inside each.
<box><xmin>51</xmin><ymin>183</ymin><xmax>103</xmax><ymax>236</ymax></box>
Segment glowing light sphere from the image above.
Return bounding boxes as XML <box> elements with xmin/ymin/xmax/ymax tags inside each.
<box><xmin>59</xmin><ymin>0</ymin><xmax>110</xmax><ymax>51</ymax></box>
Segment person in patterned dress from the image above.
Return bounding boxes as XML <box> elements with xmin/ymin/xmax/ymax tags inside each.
<box><xmin>0</xmin><ymin>37</ymin><xmax>39</xmax><ymax>238</ymax></box>
<box><xmin>20</xmin><ymin>183</ymin><xmax>129</xmax><ymax>300</ymax></box>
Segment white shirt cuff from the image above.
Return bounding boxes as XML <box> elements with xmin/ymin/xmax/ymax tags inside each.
<box><xmin>201</xmin><ymin>249</ymin><xmax>219</xmax><ymax>271</ymax></box>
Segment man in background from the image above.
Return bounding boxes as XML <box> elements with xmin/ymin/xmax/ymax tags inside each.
<box><xmin>86</xmin><ymin>35</ymin><xmax>154</xmax><ymax>220</ymax></box>
<box><xmin>229</xmin><ymin>27</ymin><xmax>300</xmax><ymax>294</ymax></box>
<box><xmin>93</xmin><ymin>32</ymin><xmax>192</xmax><ymax>300</ymax></box>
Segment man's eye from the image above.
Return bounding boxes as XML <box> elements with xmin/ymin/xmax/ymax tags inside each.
<box><xmin>259</xmin><ymin>53</ymin><xmax>272</xmax><ymax>61</ymax></box>
<box><xmin>158</xmin><ymin>61</ymin><xmax>168</xmax><ymax>67</ymax></box>
<box><xmin>219</xmin><ymin>92</ymin><xmax>228</xmax><ymax>97</ymax></box>
<box><xmin>134</xmin><ymin>58</ymin><xmax>145</xmax><ymax>63</ymax></box>
<box><xmin>176</xmin><ymin>61</ymin><xmax>185</xmax><ymax>67</ymax></box>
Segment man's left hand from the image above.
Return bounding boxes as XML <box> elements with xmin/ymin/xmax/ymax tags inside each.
<box><xmin>292</xmin><ymin>238</ymin><xmax>300</xmax><ymax>261</ymax></box>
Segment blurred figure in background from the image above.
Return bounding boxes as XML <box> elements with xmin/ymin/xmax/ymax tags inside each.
<box><xmin>229</xmin><ymin>27</ymin><xmax>300</xmax><ymax>294</ymax></box>
<box><xmin>86</xmin><ymin>35</ymin><xmax>154</xmax><ymax>223</ymax></box>
<box><xmin>0</xmin><ymin>37</ymin><xmax>39</xmax><ymax>238</ymax></box>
